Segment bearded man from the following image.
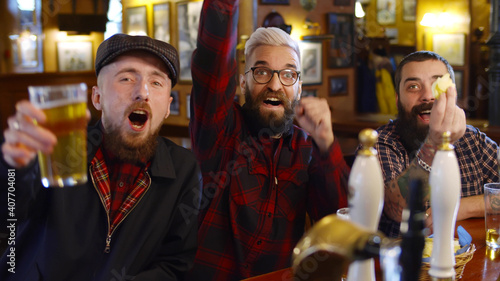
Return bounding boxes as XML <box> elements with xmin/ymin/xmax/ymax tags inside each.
<box><xmin>0</xmin><ymin>34</ymin><xmax>202</xmax><ymax>280</ymax></box>
<box><xmin>186</xmin><ymin>1</ymin><xmax>349</xmax><ymax>280</ymax></box>
<box><xmin>374</xmin><ymin>51</ymin><xmax>499</xmax><ymax>238</ymax></box>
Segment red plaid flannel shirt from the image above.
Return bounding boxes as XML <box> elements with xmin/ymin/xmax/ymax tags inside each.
<box><xmin>90</xmin><ymin>147</ymin><xmax>151</xmax><ymax>244</ymax></box>
<box><xmin>187</xmin><ymin>1</ymin><xmax>350</xmax><ymax>280</ymax></box>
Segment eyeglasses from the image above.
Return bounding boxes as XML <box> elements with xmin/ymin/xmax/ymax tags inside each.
<box><xmin>245</xmin><ymin>67</ymin><xmax>300</xmax><ymax>86</ymax></box>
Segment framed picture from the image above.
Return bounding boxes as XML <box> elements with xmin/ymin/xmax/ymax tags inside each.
<box><xmin>125</xmin><ymin>6</ymin><xmax>148</xmax><ymax>36</ymax></box>
<box><xmin>154</xmin><ymin>3</ymin><xmax>170</xmax><ymax>43</ymax></box>
<box><xmin>57</xmin><ymin>41</ymin><xmax>93</xmax><ymax>72</ymax></box>
<box><xmin>328</xmin><ymin>75</ymin><xmax>348</xmax><ymax>96</ymax></box>
<box><xmin>301</xmin><ymin>89</ymin><xmax>317</xmax><ymax>98</ymax></box>
<box><xmin>299</xmin><ymin>41</ymin><xmax>322</xmax><ymax>85</ymax></box>
<box><xmin>170</xmin><ymin>91</ymin><xmax>180</xmax><ymax>115</ymax></box>
<box><xmin>327</xmin><ymin>13</ymin><xmax>354</xmax><ymax>68</ymax></box>
<box><xmin>334</xmin><ymin>0</ymin><xmax>351</xmax><ymax>6</ymax></box>
<box><xmin>177</xmin><ymin>1</ymin><xmax>203</xmax><ymax>83</ymax></box>
<box><xmin>432</xmin><ymin>34</ymin><xmax>466</xmax><ymax>66</ymax></box>
<box><xmin>261</xmin><ymin>0</ymin><xmax>290</xmax><ymax>4</ymax></box>
<box><xmin>402</xmin><ymin>0</ymin><xmax>416</xmax><ymax>21</ymax></box>
<box><xmin>377</xmin><ymin>0</ymin><xmax>396</xmax><ymax>25</ymax></box>
<box><xmin>454</xmin><ymin>70</ymin><xmax>463</xmax><ymax>99</ymax></box>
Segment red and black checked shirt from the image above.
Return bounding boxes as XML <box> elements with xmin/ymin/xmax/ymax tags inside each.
<box><xmin>187</xmin><ymin>1</ymin><xmax>349</xmax><ymax>280</ymax></box>
<box><xmin>90</xmin><ymin>147</ymin><xmax>151</xmax><ymax>242</ymax></box>
<box><xmin>375</xmin><ymin>121</ymin><xmax>499</xmax><ymax>237</ymax></box>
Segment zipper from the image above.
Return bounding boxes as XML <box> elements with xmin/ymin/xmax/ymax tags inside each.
<box><xmin>90</xmin><ymin>165</ymin><xmax>152</xmax><ymax>253</ymax></box>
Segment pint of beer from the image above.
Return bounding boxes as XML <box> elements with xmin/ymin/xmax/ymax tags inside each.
<box><xmin>28</xmin><ymin>83</ymin><xmax>88</xmax><ymax>188</ymax></box>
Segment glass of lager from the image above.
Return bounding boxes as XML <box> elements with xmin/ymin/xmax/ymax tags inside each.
<box><xmin>484</xmin><ymin>183</ymin><xmax>500</xmax><ymax>248</ymax></box>
<box><xmin>28</xmin><ymin>83</ymin><xmax>88</xmax><ymax>188</ymax></box>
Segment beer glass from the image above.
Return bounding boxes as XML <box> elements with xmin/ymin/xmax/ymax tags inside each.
<box><xmin>28</xmin><ymin>83</ymin><xmax>88</xmax><ymax>188</ymax></box>
<box><xmin>484</xmin><ymin>183</ymin><xmax>500</xmax><ymax>248</ymax></box>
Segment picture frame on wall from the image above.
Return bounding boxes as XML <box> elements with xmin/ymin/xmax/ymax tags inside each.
<box><xmin>125</xmin><ymin>6</ymin><xmax>148</xmax><ymax>36</ymax></box>
<box><xmin>170</xmin><ymin>91</ymin><xmax>180</xmax><ymax>115</ymax></box>
<box><xmin>260</xmin><ymin>0</ymin><xmax>290</xmax><ymax>4</ymax></box>
<box><xmin>299</xmin><ymin>41</ymin><xmax>323</xmax><ymax>85</ymax></box>
<box><xmin>327</xmin><ymin>13</ymin><xmax>354</xmax><ymax>68</ymax></box>
<box><xmin>57</xmin><ymin>41</ymin><xmax>93</xmax><ymax>72</ymax></box>
<box><xmin>328</xmin><ymin>75</ymin><xmax>348</xmax><ymax>96</ymax></box>
<box><xmin>402</xmin><ymin>0</ymin><xmax>416</xmax><ymax>21</ymax></box>
<box><xmin>177</xmin><ymin>1</ymin><xmax>203</xmax><ymax>83</ymax></box>
<box><xmin>432</xmin><ymin>33</ymin><xmax>466</xmax><ymax>66</ymax></box>
<box><xmin>153</xmin><ymin>3</ymin><xmax>170</xmax><ymax>43</ymax></box>
<box><xmin>377</xmin><ymin>0</ymin><xmax>396</xmax><ymax>25</ymax></box>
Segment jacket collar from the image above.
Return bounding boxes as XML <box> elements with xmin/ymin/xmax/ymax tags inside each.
<box><xmin>86</xmin><ymin>120</ymin><xmax>176</xmax><ymax>180</ymax></box>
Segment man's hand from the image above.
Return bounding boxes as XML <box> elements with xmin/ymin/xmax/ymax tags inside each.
<box><xmin>294</xmin><ymin>97</ymin><xmax>334</xmax><ymax>153</ymax></box>
<box><xmin>1</xmin><ymin>100</ymin><xmax>57</xmax><ymax>168</ymax></box>
<box><xmin>428</xmin><ymin>85</ymin><xmax>466</xmax><ymax>146</ymax></box>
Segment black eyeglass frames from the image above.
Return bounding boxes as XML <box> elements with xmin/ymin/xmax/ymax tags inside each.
<box><xmin>244</xmin><ymin>67</ymin><xmax>300</xmax><ymax>86</ymax></box>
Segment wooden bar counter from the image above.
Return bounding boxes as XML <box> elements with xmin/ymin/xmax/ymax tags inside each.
<box><xmin>244</xmin><ymin>218</ymin><xmax>500</xmax><ymax>280</ymax></box>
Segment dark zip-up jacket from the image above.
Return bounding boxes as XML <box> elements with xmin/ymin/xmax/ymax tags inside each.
<box><xmin>0</xmin><ymin>122</ymin><xmax>202</xmax><ymax>281</ymax></box>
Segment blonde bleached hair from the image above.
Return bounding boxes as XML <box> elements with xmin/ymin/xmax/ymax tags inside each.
<box><xmin>244</xmin><ymin>27</ymin><xmax>301</xmax><ymax>70</ymax></box>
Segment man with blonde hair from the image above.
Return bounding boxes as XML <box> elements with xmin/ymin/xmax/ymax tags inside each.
<box><xmin>187</xmin><ymin>0</ymin><xmax>349</xmax><ymax>280</ymax></box>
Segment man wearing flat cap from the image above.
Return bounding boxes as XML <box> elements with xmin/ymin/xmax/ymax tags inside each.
<box><xmin>0</xmin><ymin>34</ymin><xmax>202</xmax><ymax>281</ymax></box>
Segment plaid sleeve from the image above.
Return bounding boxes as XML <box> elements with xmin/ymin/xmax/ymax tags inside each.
<box><xmin>307</xmin><ymin>138</ymin><xmax>350</xmax><ymax>220</ymax></box>
<box><xmin>190</xmin><ymin>0</ymin><xmax>239</xmax><ymax>161</ymax></box>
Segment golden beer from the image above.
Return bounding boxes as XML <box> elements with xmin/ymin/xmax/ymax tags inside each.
<box><xmin>486</xmin><ymin>228</ymin><xmax>500</xmax><ymax>248</ymax></box>
<box><xmin>38</xmin><ymin>101</ymin><xmax>87</xmax><ymax>187</ymax></box>
<box><xmin>29</xmin><ymin>83</ymin><xmax>88</xmax><ymax>188</ymax></box>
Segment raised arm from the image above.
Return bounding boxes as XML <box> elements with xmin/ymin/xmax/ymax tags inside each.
<box><xmin>190</xmin><ymin>0</ymin><xmax>239</xmax><ymax>159</ymax></box>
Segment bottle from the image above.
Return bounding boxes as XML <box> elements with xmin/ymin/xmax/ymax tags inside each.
<box><xmin>428</xmin><ymin>131</ymin><xmax>461</xmax><ymax>280</ymax></box>
<box><xmin>346</xmin><ymin>129</ymin><xmax>384</xmax><ymax>281</ymax></box>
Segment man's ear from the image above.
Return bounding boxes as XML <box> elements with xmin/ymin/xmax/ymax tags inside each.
<box><xmin>92</xmin><ymin>86</ymin><xmax>102</xmax><ymax>111</ymax></box>
<box><xmin>164</xmin><ymin>96</ymin><xmax>173</xmax><ymax>119</ymax></box>
<box><xmin>297</xmin><ymin>80</ymin><xmax>302</xmax><ymax>101</ymax></box>
<box><xmin>239</xmin><ymin>74</ymin><xmax>246</xmax><ymax>93</ymax></box>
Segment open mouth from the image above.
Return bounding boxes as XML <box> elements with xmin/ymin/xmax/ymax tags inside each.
<box><xmin>263</xmin><ymin>97</ymin><xmax>283</xmax><ymax>107</ymax></box>
<box><xmin>418</xmin><ymin>109</ymin><xmax>431</xmax><ymax>122</ymax></box>
<box><xmin>128</xmin><ymin>110</ymin><xmax>149</xmax><ymax>130</ymax></box>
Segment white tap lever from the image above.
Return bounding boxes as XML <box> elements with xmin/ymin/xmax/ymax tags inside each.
<box><xmin>428</xmin><ymin>131</ymin><xmax>461</xmax><ymax>280</ymax></box>
<box><xmin>347</xmin><ymin>129</ymin><xmax>384</xmax><ymax>281</ymax></box>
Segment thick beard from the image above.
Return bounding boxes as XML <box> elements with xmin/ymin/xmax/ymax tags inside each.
<box><xmin>242</xmin><ymin>85</ymin><xmax>297</xmax><ymax>137</ymax></box>
<box><xmin>395</xmin><ymin>100</ymin><xmax>433</xmax><ymax>155</ymax></box>
<box><xmin>102</xmin><ymin>103</ymin><xmax>160</xmax><ymax>164</ymax></box>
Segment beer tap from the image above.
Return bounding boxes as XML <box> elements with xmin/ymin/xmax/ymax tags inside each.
<box><xmin>346</xmin><ymin>129</ymin><xmax>384</xmax><ymax>281</ymax></box>
<box><xmin>428</xmin><ymin>131</ymin><xmax>461</xmax><ymax>280</ymax></box>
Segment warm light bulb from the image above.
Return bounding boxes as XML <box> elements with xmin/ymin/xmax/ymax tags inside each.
<box><xmin>420</xmin><ymin>13</ymin><xmax>437</xmax><ymax>27</ymax></box>
<box><xmin>355</xmin><ymin>2</ymin><xmax>366</xmax><ymax>18</ymax></box>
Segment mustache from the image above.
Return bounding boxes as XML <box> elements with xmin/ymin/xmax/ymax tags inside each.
<box><xmin>126</xmin><ymin>101</ymin><xmax>152</xmax><ymax>115</ymax></box>
<box><xmin>411</xmin><ymin>102</ymin><xmax>433</xmax><ymax>115</ymax></box>
<box><xmin>257</xmin><ymin>90</ymin><xmax>293</xmax><ymax>107</ymax></box>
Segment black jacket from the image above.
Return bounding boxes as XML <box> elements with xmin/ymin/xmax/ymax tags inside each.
<box><xmin>0</xmin><ymin>123</ymin><xmax>202</xmax><ymax>280</ymax></box>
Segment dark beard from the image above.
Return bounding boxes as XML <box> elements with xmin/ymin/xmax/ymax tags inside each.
<box><xmin>102</xmin><ymin>102</ymin><xmax>160</xmax><ymax>164</ymax></box>
<box><xmin>242</xmin><ymin>85</ymin><xmax>298</xmax><ymax>137</ymax></box>
<box><xmin>395</xmin><ymin>100</ymin><xmax>433</xmax><ymax>156</ymax></box>
<box><xmin>103</xmin><ymin>127</ymin><xmax>158</xmax><ymax>164</ymax></box>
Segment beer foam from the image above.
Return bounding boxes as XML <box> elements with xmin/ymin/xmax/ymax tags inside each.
<box><xmin>35</xmin><ymin>98</ymin><xmax>86</xmax><ymax>109</ymax></box>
